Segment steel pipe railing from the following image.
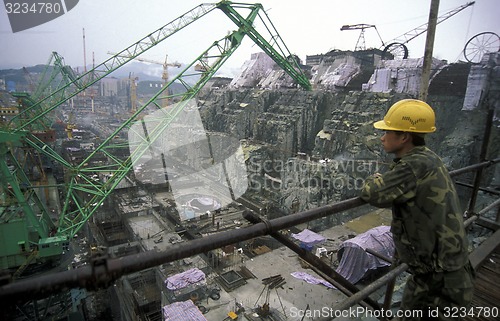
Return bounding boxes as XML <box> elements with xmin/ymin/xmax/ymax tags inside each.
<box><xmin>464</xmin><ymin>197</ymin><xmax>500</xmax><ymax>227</ymax></box>
<box><xmin>315</xmin><ymin>196</ymin><xmax>500</xmax><ymax>321</ymax></box>
<box><xmin>448</xmin><ymin>158</ymin><xmax>500</xmax><ymax>177</ymax></box>
<box><xmin>0</xmin><ymin>197</ymin><xmax>365</xmax><ymax>303</ymax></box>
<box><xmin>455</xmin><ymin>181</ymin><xmax>500</xmax><ymax>196</ymax></box>
<box><xmin>1</xmin><ymin>157</ymin><xmax>499</xmax><ymax>308</ymax></box>
<box><xmin>467</xmin><ymin>109</ymin><xmax>495</xmax><ymax>214</ymax></box>
<box><xmin>332</xmin><ymin>264</ymin><xmax>409</xmax><ymax>313</ymax></box>
<box><xmin>244</xmin><ymin>210</ymin><xmax>380</xmax><ymax>310</ymax></box>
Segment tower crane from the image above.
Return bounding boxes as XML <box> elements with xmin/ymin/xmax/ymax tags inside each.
<box><xmin>340</xmin><ymin>24</ymin><xmax>384</xmax><ymax>51</ymax></box>
<box><xmin>107</xmin><ymin>51</ymin><xmax>182</xmax><ymax>107</ymax></box>
<box><xmin>0</xmin><ymin>0</ymin><xmax>311</xmax><ymax>280</ymax></box>
<box><xmin>340</xmin><ymin>2</ymin><xmax>475</xmax><ymax>59</ymax></box>
<box><xmin>22</xmin><ymin>67</ymin><xmax>36</xmax><ymax>93</ymax></box>
<box><xmin>127</xmin><ymin>72</ymin><xmax>139</xmax><ymax>113</ymax></box>
<box><xmin>381</xmin><ymin>1</ymin><xmax>475</xmax><ymax>59</ymax></box>
<box><xmin>0</xmin><ymin>51</ymin><xmax>78</xmax><ymax>277</ymax></box>
<box><xmin>133</xmin><ymin>54</ymin><xmax>181</xmax><ymax>84</ymax></box>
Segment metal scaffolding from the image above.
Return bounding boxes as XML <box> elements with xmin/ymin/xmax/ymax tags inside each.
<box><xmin>1</xmin><ymin>158</ymin><xmax>499</xmax><ymax>316</ymax></box>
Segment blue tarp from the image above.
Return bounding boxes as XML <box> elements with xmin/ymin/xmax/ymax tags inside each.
<box><xmin>291</xmin><ymin>271</ymin><xmax>335</xmax><ymax>289</ymax></box>
<box><xmin>165</xmin><ymin>268</ymin><xmax>206</xmax><ymax>291</ymax></box>
<box><xmin>163</xmin><ymin>300</ymin><xmax>207</xmax><ymax>321</ymax></box>
<box><xmin>291</xmin><ymin>229</ymin><xmax>326</xmax><ymax>246</ymax></box>
<box><xmin>336</xmin><ymin>225</ymin><xmax>395</xmax><ymax>284</ymax></box>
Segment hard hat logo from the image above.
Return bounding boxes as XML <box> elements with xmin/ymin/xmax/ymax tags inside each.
<box><xmin>401</xmin><ymin>116</ymin><xmax>427</xmax><ymax>126</ymax></box>
<box><xmin>374</xmin><ymin>99</ymin><xmax>437</xmax><ymax>133</ymax></box>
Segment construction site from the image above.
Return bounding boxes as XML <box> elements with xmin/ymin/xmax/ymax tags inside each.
<box><xmin>1</xmin><ymin>1</ymin><xmax>500</xmax><ymax>321</ymax></box>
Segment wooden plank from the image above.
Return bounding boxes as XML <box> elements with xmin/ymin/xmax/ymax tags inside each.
<box><xmin>470</xmin><ymin>229</ymin><xmax>500</xmax><ymax>270</ymax></box>
<box><xmin>464</xmin><ymin>245</ymin><xmax>500</xmax><ymax>321</ymax></box>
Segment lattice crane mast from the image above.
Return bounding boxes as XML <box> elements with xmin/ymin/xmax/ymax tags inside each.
<box><xmin>0</xmin><ymin>51</ymin><xmax>79</xmax><ymax>273</ymax></box>
<box><xmin>382</xmin><ymin>1</ymin><xmax>475</xmax><ymax>59</ymax></box>
<box><xmin>107</xmin><ymin>51</ymin><xmax>181</xmax><ymax>107</ymax></box>
<box><xmin>0</xmin><ymin>1</ymin><xmax>311</xmax><ymax>272</ymax></box>
<box><xmin>340</xmin><ymin>24</ymin><xmax>384</xmax><ymax>51</ymax></box>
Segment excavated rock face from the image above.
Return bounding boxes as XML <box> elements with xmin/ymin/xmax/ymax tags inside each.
<box><xmin>197</xmin><ymin>54</ymin><xmax>499</xmax><ymax>218</ymax></box>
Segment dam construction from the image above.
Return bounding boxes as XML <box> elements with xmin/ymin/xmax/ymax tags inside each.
<box><xmin>1</xmin><ymin>1</ymin><xmax>499</xmax><ymax>320</ymax></box>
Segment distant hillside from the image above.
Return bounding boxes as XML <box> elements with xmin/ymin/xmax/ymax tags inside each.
<box><xmin>0</xmin><ymin>61</ymin><xmax>197</xmax><ymax>92</ymax></box>
<box><xmin>0</xmin><ymin>65</ymin><xmax>44</xmax><ymax>85</ymax></box>
<box><xmin>137</xmin><ymin>80</ymin><xmax>187</xmax><ymax>96</ymax></box>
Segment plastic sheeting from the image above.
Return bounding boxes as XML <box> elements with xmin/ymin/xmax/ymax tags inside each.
<box><xmin>463</xmin><ymin>52</ymin><xmax>499</xmax><ymax>110</ymax></box>
<box><xmin>291</xmin><ymin>229</ymin><xmax>326</xmax><ymax>246</ymax></box>
<box><xmin>311</xmin><ymin>56</ymin><xmax>361</xmax><ymax>90</ymax></box>
<box><xmin>290</xmin><ymin>271</ymin><xmax>335</xmax><ymax>289</ymax></box>
<box><xmin>163</xmin><ymin>300</ymin><xmax>207</xmax><ymax>321</ymax></box>
<box><xmin>336</xmin><ymin>225</ymin><xmax>395</xmax><ymax>284</ymax></box>
<box><xmin>186</xmin><ymin>197</ymin><xmax>221</xmax><ymax>212</ymax></box>
<box><xmin>230</xmin><ymin>52</ymin><xmax>275</xmax><ymax>88</ymax></box>
<box><xmin>363</xmin><ymin>58</ymin><xmax>446</xmax><ymax>96</ymax></box>
<box><xmin>165</xmin><ymin>268</ymin><xmax>206</xmax><ymax>291</ymax></box>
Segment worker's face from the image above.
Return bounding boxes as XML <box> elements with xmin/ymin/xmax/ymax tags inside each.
<box><xmin>380</xmin><ymin>131</ymin><xmax>406</xmax><ymax>155</ymax></box>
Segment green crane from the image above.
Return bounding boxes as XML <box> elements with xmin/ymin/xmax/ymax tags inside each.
<box><xmin>0</xmin><ymin>1</ymin><xmax>311</xmax><ymax>272</ymax></box>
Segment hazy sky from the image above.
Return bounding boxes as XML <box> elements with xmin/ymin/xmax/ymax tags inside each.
<box><xmin>1</xmin><ymin>0</ymin><xmax>499</xmax><ymax>77</ymax></box>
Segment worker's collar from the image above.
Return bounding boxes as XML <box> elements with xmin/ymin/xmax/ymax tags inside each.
<box><xmin>393</xmin><ymin>146</ymin><xmax>428</xmax><ymax>163</ymax></box>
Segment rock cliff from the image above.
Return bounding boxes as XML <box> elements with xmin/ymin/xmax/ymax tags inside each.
<box><xmin>197</xmin><ymin>52</ymin><xmax>499</xmax><ymax>221</ymax></box>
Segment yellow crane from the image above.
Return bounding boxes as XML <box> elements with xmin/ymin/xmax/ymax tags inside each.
<box><xmin>107</xmin><ymin>51</ymin><xmax>181</xmax><ymax>107</ymax></box>
<box><xmin>65</xmin><ymin>111</ymin><xmax>75</xmax><ymax>139</ymax></box>
<box><xmin>128</xmin><ymin>72</ymin><xmax>138</xmax><ymax>113</ymax></box>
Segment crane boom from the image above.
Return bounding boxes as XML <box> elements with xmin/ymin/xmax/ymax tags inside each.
<box><xmin>107</xmin><ymin>51</ymin><xmax>182</xmax><ymax>107</ymax></box>
<box><xmin>217</xmin><ymin>2</ymin><xmax>310</xmax><ymax>89</ymax></box>
<box><xmin>385</xmin><ymin>1</ymin><xmax>475</xmax><ymax>45</ymax></box>
<box><xmin>0</xmin><ymin>1</ymin><xmax>311</xmax><ymax>271</ymax></box>
<box><xmin>340</xmin><ymin>24</ymin><xmax>375</xmax><ymax>30</ymax></box>
<box><xmin>13</xmin><ymin>52</ymin><xmax>75</xmax><ymax>133</ymax></box>
<box><xmin>107</xmin><ymin>51</ymin><xmax>181</xmax><ymax>68</ymax></box>
<box><xmin>340</xmin><ymin>24</ymin><xmax>384</xmax><ymax>51</ymax></box>
<box><xmin>8</xmin><ymin>3</ymin><xmax>218</xmax><ymax>133</ymax></box>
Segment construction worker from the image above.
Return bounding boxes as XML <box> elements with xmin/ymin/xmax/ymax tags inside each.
<box><xmin>360</xmin><ymin>99</ymin><xmax>474</xmax><ymax>320</ymax></box>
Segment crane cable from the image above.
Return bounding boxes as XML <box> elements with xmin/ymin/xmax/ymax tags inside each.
<box><xmin>454</xmin><ymin>3</ymin><xmax>475</xmax><ymax>62</ymax></box>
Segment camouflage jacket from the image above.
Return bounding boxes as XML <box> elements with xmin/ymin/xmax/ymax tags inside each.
<box><xmin>360</xmin><ymin>146</ymin><xmax>469</xmax><ymax>274</ymax></box>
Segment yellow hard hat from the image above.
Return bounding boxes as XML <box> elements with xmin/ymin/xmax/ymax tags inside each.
<box><xmin>374</xmin><ymin>99</ymin><xmax>436</xmax><ymax>133</ymax></box>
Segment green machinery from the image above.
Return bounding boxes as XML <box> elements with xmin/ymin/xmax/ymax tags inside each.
<box><xmin>1</xmin><ymin>52</ymin><xmax>81</xmax><ymax>274</ymax></box>
<box><xmin>0</xmin><ymin>1</ymin><xmax>311</xmax><ymax>274</ymax></box>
